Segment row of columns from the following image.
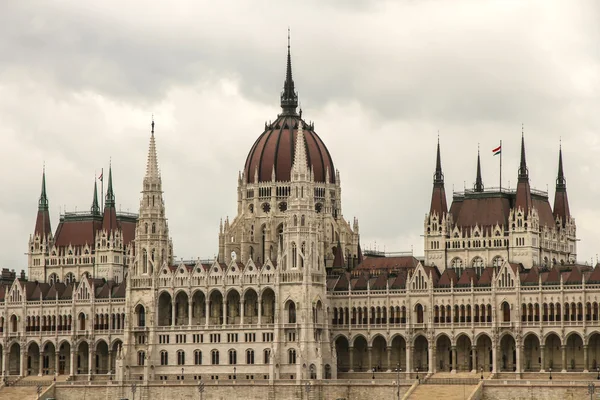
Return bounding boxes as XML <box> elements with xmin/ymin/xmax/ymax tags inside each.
<box><xmin>1</xmin><ymin>348</ymin><xmax>113</xmax><ymax>376</ymax></box>
<box><xmin>169</xmin><ymin>301</ymin><xmax>266</xmax><ymax>326</ymax></box>
<box><xmin>344</xmin><ymin>343</ymin><xmax>593</xmax><ymax>374</ymax></box>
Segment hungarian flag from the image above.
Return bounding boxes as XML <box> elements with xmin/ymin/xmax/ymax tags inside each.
<box><xmin>98</xmin><ymin>171</ymin><xmax>103</xmax><ymax>182</ymax></box>
<box><xmin>492</xmin><ymin>145</ymin><xmax>501</xmax><ymax>156</ymax></box>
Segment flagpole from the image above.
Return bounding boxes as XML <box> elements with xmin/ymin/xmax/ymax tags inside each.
<box><xmin>499</xmin><ymin>140</ymin><xmax>502</xmax><ymax>190</ymax></box>
<box><xmin>101</xmin><ymin>167</ymin><xmax>104</xmax><ymax>211</ymax></box>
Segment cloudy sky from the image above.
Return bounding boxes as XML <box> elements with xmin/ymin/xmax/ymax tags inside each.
<box><xmin>1</xmin><ymin>1</ymin><xmax>599</xmax><ymax>272</ymax></box>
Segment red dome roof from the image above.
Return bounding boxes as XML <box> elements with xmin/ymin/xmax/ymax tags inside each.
<box><xmin>244</xmin><ymin>114</ymin><xmax>335</xmax><ymax>184</ymax></box>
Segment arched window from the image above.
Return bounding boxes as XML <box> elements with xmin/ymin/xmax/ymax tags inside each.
<box><xmin>246</xmin><ymin>349</ymin><xmax>255</xmax><ymax>364</ymax></box>
<box><xmin>152</xmin><ymin>223</ymin><xmax>156</xmax><ymax>234</ymax></box>
<box><xmin>136</xmin><ymin>305</ymin><xmax>146</xmax><ymax>327</ymax></box>
<box><xmin>194</xmin><ymin>350</ymin><xmax>202</xmax><ymax>365</ymax></box>
<box><xmin>293</xmin><ymin>215</ymin><xmax>298</xmax><ymax>227</ymax></box>
<box><xmin>65</xmin><ymin>272</ymin><xmax>75</xmax><ymax>284</ymax></box>
<box><xmin>142</xmin><ymin>249</ymin><xmax>148</xmax><ymax>274</ymax></box>
<box><xmin>138</xmin><ymin>351</ymin><xmax>145</xmax><ymax>366</ymax></box>
<box><xmin>451</xmin><ymin>257</ymin><xmax>463</xmax><ymax>268</ymax></box>
<box><xmin>211</xmin><ymin>350</ymin><xmax>219</xmax><ymax>365</ymax></box>
<box><xmin>301</xmin><ymin>215</ymin><xmax>305</xmax><ymax>226</ymax></box>
<box><xmin>292</xmin><ymin>242</ymin><xmax>297</xmax><ymax>269</ymax></box>
<box><xmin>415</xmin><ymin>304</ymin><xmax>424</xmax><ymax>324</ymax></box>
<box><xmin>288</xmin><ymin>301</ymin><xmax>296</xmax><ymax>323</ymax></box>
<box><xmin>177</xmin><ymin>350</ymin><xmax>185</xmax><ymax>365</ymax></box>
<box><xmin>492</xmin><ymin>256</ymin><xmax>504</xmax><ymax>268</ymax></box>
<box><xmin>288</xmin><ymin>349</ymin><xmax>297</xmax><ymax>364</ymax></box>
<box><xmin>471</xmin><ymin>257</ymin><xmax>484</xmax><ymax>267</ymax></box>
<box><xmin>228</xmin><ymin>349</ymin><xmax>237</xmax><ymax>365</ymax></box>
<box><xmin>160</xmin><ymin>351</ymin><xmax>168</xmax><ymax>365</ymax></box>
<box><xmin>145</xmin><ymin>223</ymin><xmax>148</xmax><ymax>234</ymax></box>
<box><xmin>263</xmin><ymin>349</ymin><xmax>271</xmax><ymax>364</ymax></box>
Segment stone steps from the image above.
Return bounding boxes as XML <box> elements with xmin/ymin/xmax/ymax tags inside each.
<box><xmin>0</xmin><ymin>385</ymin><xmax>40</xmax><ymax>400</ymax></box>
<box><xmin>408</xmin><ymin>384</ymin><xmax>477</xmax><ymax>400</ymax></box>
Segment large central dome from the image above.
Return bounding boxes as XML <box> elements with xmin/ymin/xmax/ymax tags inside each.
<box><xmin>244</xmin><ymin>115</ymin><xmax>335</xmax><ymax>183</ymax></box>
<box><xmin>243</xmin><ymin>38</ymin><xmax>335</xmax><ymax>184</ymax></box>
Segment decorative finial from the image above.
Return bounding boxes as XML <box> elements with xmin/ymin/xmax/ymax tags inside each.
<box><xmin>151</xmin><ymin>114</ymin><xmax>155</xmax><ymax>135</ymax></box>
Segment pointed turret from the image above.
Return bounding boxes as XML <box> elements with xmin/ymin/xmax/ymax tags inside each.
<box><xmin>91</xmin><ymin>179</ymin><xmax>100</xmax><ymax>215</ymax></box>
<box><xmin>332</xmin><ymin>239</ymin><xmax>345</xmax><ymax>270</ymax></box>
<box><xmin>146</xmin><ymin>119</ymin><xmax>160</xmax><ymax>180</ymax></box>
<box><xmin>553</xmin><ymin>144</ymin><xmax>570</xmax><ymax>226</ymax></box>
<box><xmin>280</xmin><ymin>29</ymin><xmax>298</xmax><ymax>115</ymax></box>
<box><xmin>518</xmin><ymin>133</ymin><xmax>529</xmax><ymax>181</ymax></box>
<box><xmin>105</xmin><ymin>164</ymin><xmax>115</xmax><ymax>208</ymax></box>
<box><xmin>102</xmin><ymin>164</ymin><xmax>118</xmax><ymax>232</ymax></box>
<box><xmin>34</xmin><ymin>168</ymin><xmax>52</xmax><ymax>238</ymax></box>
<box><xmin>474</xmin><ymin>148</ymin><xmax>484</xmax><ymax>192</ymax></box>
<box><xmin>429</xmin><ymin>138</ymin><xmax>448</xmax><ymax>217</ymax></box>
<box><xmin>291</xmin><ymin>120</ymin><xmax>308</xmax><ymax>177</ymax></box>
<box><xmin>515</xmin><ymin>133</ymin><xmax>532</xmax><ymax>212</ymax></box>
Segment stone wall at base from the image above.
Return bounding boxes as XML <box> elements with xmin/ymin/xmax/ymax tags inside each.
<box><xmin>53</xmin><ymin>381</ymin><xmax>411</xmax><ymax>400</ymax></box>
<box><xmin>482</xmin><ymin>384</ymin><xmax>593</xmax><ymax>400</ymax></box>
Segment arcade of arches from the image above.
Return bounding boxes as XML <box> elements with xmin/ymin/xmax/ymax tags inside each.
<box><xmin>334</xmin><ymin>332</ymin><xmax>600</xmax><ymax>373</ymax></box>
<box><xmin>152</xmin><ymin>289</ymin><xmax>276</xmax><ymax>327</ymax></box>
<box><xmin>0</xmin><ymin>339</ymin><xmax>122</xmax><ymax>376</ymax></box>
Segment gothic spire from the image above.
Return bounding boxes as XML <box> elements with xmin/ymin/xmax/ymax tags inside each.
<box><xmin>474</xmin><ymin>147</ymin><xmax>484</xmax><ymax>192</ymax></box>
<box><xmin>34</xmin><ymin>167</ymin><xmax>52</xmax><ymax>239</ymax></box>
<box><xmin>553</xmin><ymin>142</ymin><xmax>570</xmax><ymax>226</ymax></box>
<box><xmin>433</xmin><ymin>136</ymin><xmax>444</xmax><ymax>184</ymax></box>
<box><xmin>105</xmin><ymin>163</ymin><xmax>115</xmax><ymax>208</ymax></box>
<box><xmin>515</xmin><ymin>131</ymin><xmax>532</xmax><ymax>212</ymax></box>
<box><xmin>556</xmin><ymin>142</ymin><xmax>566</xmax><ymax>190</ymax></box>
<box><xmin>38</xmin><ymin>167</ymin><xmax>49</xmax><ymax>211</ymax></box>
<box><xmin>518</xmin><ymin>130</ymin><xmax>528</xmax><ymax>181</ymax></box>
<box><xmin>91</xmin><ymin>179</ymin><xmax>100</xmax><ymax>215</ymax></box>
<box><xmin>291</xmin><ymin>120</ymin><xmax>308</xmax><ymax>176</ymax></box>
<box><xmin>429</xmin><ymin>137</ymin><xmax>448</xmax><ymax>217</ymax></box>
<box><xmin>280</xmin><ymin>28</ymin><xmax>298</xmax><ymax>115</ymax></box>
<box><xmin>146</xmin><ymin>117</ymin><xmax>160</xmax><ymax>180</ymax></box>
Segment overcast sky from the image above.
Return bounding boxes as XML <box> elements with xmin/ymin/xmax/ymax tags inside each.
<box><xmin>1</xmin><ymin>1</ymin><xmax>599</xmax><ymax>272</ymax></box>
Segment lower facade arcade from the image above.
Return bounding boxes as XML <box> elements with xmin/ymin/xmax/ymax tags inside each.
<box><xmin>333</xmin><ymin>330</ymin><xmax>600</xmax><ymax>374</ymax></box>
<box><xmin>1</xmin><ymin>338</ymin><xmax>123</xmax><ymax>377</ymax></box>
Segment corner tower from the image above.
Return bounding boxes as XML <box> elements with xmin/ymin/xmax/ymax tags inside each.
<box><xmin>134</xmin><ymin>119</ymin><xmax>173</xmax><ymax>277</ymax></box>
<box><xmin>424</xmin><ymin>138</ymin><xmax>449</xmax><ymax>270</ymax></box>
<box><xmin>28</xmin><ymin>168</ymin><xmax>53</xmax><ymax>281</ymax></box>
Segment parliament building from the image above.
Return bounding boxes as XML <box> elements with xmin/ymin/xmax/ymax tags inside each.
<box><xmin>1</xmin><ymin>41</ymin><xmax>598</xmax><ymax>385</ymax></box>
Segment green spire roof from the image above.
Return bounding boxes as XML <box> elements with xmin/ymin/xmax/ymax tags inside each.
<box><xmin>105</xmin><ymin>164</ymin><xmax>115</xmax><ymax>208</ymax></box>
<box><xmin>38</xmin><ymin>169</ymin><xmax>49</xmax><ymax>211</ymax></box>
<box><xmin>91</xmin><ymin>179</ymin><xmax>100</xmax><ymax>214</ymax></box>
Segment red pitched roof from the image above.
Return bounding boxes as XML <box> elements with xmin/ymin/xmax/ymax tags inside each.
<box><xmin>355</xmin><ymin>256</ymin><xmax>419</xmax><ymax>272</ymax></box>
<box><xmin>450</xmin><ymin>196</ymin><xmax>511</xmax><ymax>230</ymax></box>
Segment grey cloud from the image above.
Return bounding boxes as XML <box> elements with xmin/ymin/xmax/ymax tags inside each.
<box><xmin>0</xmin><ymin>0</ymin><xmax>599</xmax><ymax>271</ymax></box>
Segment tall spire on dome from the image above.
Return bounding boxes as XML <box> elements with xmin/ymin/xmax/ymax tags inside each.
<box><xmin>429</xmin><ymin>136</ymin><xmax>448</xmax><ymax>217</ymax></box>
<box><xmin>91</xmin><ymin>178</ymin><xmax>100</xmax><ymax>215</ymax></box>
<box><xmin>474</xmin><ymin>146</ymin><xmax>484</xmax><ymax>192</ymax></box>
<box><xmin>280</xmin><ymin>28</ymin><xmax>298</xmax><ymax>115</ymax></box>
<box><xmin>146</xmin><ymin>117</ymin><xmax>160</xmax><ymax>180</ymax></box>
